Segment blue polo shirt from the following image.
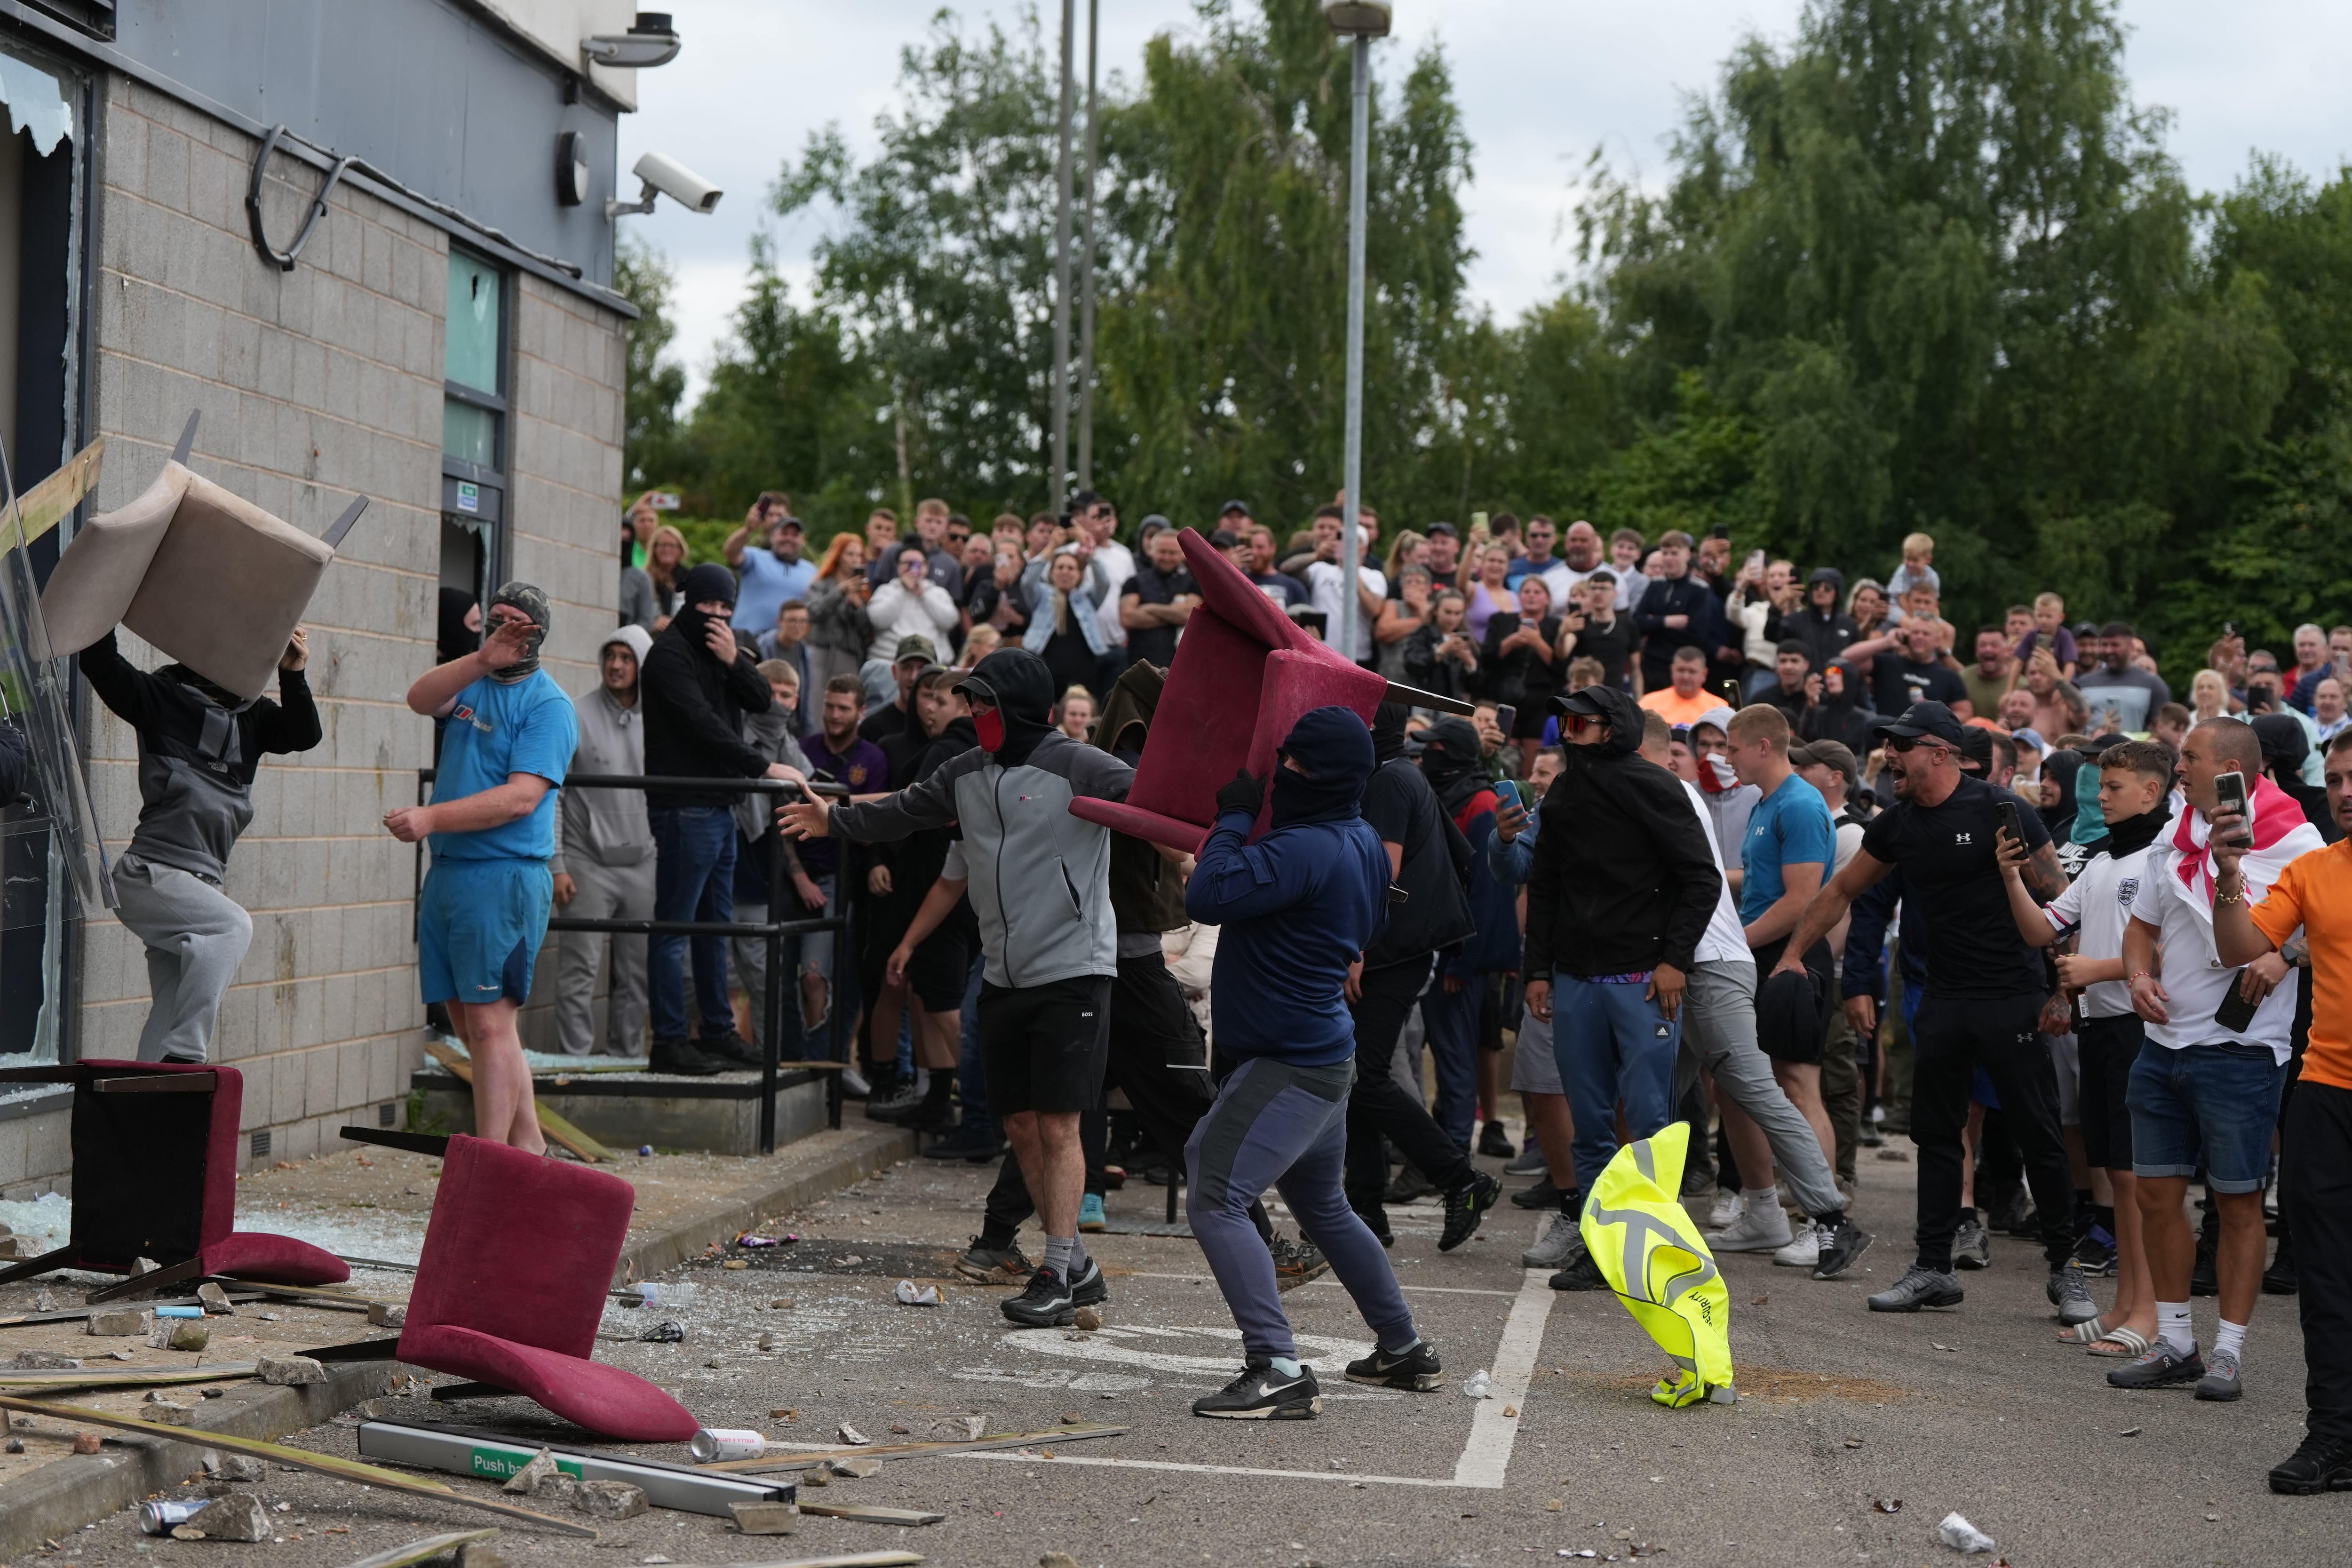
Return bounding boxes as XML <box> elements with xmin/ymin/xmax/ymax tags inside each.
<box><xmin>429</xmin><ymin>671</ymin><xmax>577</xmax><ymax>861</ymax></box>
<box><xmin>1739</xmin><ymin>771</ymin><xmax>1835</xmax><ymax>926</ymax></box>
<box><xmin>732</xmin><ymin>546</ymin><xmax>818</xmax><ymax>634</ymax></box>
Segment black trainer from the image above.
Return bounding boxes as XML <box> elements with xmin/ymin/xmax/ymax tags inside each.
<box><xmin>1001</xmin><ymin>1266</ymin><xmax>1078</xmax><ymax>1327</ymax></box>
<box><xmin>2265</xmin><ymin>1231</ymin><xmax>2299</xmax><ymax>1295</ymax></box>
<box><xmin>1345</xmin><ymin>1340</ymin><xmax>1444</xmax><ymax>1391</ymax></box>
<box><xmin>1810</xmin><ymin>1215</ymin><xmax>1874</xmax><ymax>1281</ymax></box>
<box><xmin>1069</xmin><ymin>1257</ymin><xmax>1109</xmax><ymax>1307</ymax></box>
<box><xmin>1356</xmin><ymin>1205</ymin><xmax>1395</xmax><ymax>1249</ymax></box>
<box><xmin>2269</xmin><ymin>1434</ymin><xmax>2352</xmax><ymax>1495</ymax></box>
<box><xmin>1192</xmin><ymin>1361</ymin><xmax>1321</xmax><ymax>1420</ymax></box>
<box><xmin>1478</xmin><ymin>1122</ymin><xmax>1517</xmax><ymax>1158</ymax></box>
<box><xmin>698</xmin><ymin>1031</ymin><xmax>764</xmax><ymax>1069</ymax></box>
<box><xmin>1512</xmin><ymin>1176</ymin><xmax>1564</xmax><ymax>1210</ymax></box>
<box><xmin>925</xmin><ymin>1125</ymin><xmax>1006</xmax><ymax>1162</ymax></box>
<box><xmin>1439</xmin><ymin>1171</ymin><xmax>1502</xmax><ymax>1251</ymax></box>
<box><xmin>1385</xmin><ymin>1166</ymin><xmax>1437</xmax><ymax>1205</ymax></box>
<box><xmin>648</xmin><ymin>1038</ymin><xmax>726</xmax><ymax>1077</ymax></box>
<box><xmin>2191</xmin><ymin>1210</ymin><xmax>2220</xmax><ymax>1297</ymax></box>
<box><xmin>1866</xmin><ymin>1264</ymin><xmax>1963</xmax><ymax>1312</ymax></box>
<box><xmin>1549</xmin><ymin>1251</ymin><xmax>1608</xmax><ymax>1292</ymax></box>
<box><xmin>1270</xmin><ymin>1233</ymin><xmax>1330</xmax><ymax>1292</ymax></box>
<box><xmin>953</xmin><ymin>1235</ymin><xmax>1031</xmax><ymax>1282</ymax></box>
<box><xmin>2106</xmin><ymin>1342</ymin><xmax>2206</xmax><ymax>1390</ymax></box>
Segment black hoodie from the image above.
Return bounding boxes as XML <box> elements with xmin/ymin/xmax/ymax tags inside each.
<box><xmin>642</xmin><ymin>563</ymin><xmax>776</xmax><ymax>808</ymax></box>
<box><xmin>1523</xmin><ymin>684</ymin><xmax>1723</xmax><ymax>979</ymax></box>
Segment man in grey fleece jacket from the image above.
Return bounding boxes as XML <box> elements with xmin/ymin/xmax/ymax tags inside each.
<box><xmin>551</xmin><ymin>626</ymin><xmax>655</xmax><ymax>1058</ymax></box>
<box><xmin>783</xmin><ymin>647</ymin><xmax>1131</xmax><ymax>1328</ymax></box>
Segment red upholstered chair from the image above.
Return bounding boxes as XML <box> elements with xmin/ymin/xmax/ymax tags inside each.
<box><xmin>1070</xmin><ymin>528</ymin><xmax>1389</xmax><ymax>852</ymax></box>
<box><xmin>0</xmin><ymin>1059</ymin><xmax>348</xmax><ymax>1301</ymax></box>
<box><xmin>396</xmin><ymin>1134</ymin><xmax>699</xmax><ymax>1442</ymax></box>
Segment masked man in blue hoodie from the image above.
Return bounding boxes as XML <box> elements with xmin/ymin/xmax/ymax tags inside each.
<box><xmin>1182</xmin><ymin>706</ymin><xmax>1446</xmax><ymax>1420</ymax></box>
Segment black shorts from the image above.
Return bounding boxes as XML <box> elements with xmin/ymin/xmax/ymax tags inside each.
<box><xmin>1751</xmin><ymin>937</ymin><xmax>1833</xmax><ymax>1065</ymax></box>
<box><xmin>2077</xmin><ymin>1012</ymin><xmax>2142</xmax><ymax>1170</ymax></box>
<box><xmin>978</xmin><ymin>975</ymin><xmax>1112</xmax><ymax>1116</ymax></box>
<box><xmin>905</xmin><ymin>925</ymin><xmax>971</xmax><ymax>1013</ymax></box>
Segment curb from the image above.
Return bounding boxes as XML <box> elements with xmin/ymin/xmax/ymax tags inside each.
<box><xmin>613</xmin><ymin>1122</ymin><xmax>919</xmax><ymax>1284</ymax></box>
<box><xmin>0</xmin><ymin>1359</ymin><xmax>395</xmax><ymax>1559</ymax></box>
<box><xmin>0</xmin><ymin>1122</ymin><xmax>916</xmax><ymax>1552</ymax></box>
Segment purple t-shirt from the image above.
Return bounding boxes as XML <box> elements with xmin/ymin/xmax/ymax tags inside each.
<box><xmin>798</xmin><ymin>732</ymin><xmax>891</xmax><ymax>876</ymax></box>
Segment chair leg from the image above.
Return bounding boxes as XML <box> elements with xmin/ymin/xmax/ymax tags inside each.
<box><xmin>84</xmin><ymin>1256</ymin><xmax>205</xmax><ymax>1303</ymax></box>
<box><xmin>0</xmin><ymin>1247</ymin><xmax>71</xmax><ymax>1288</ymax></box>
<box><xmin>429</xmin><ymin>1381</ymin><xmax>519</xmax><ymax>1401</ymax></box>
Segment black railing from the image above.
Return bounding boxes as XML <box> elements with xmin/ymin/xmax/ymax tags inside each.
<box><xmin>413</xmin><ymin>770</ymin><xmax>853</xmax><ymax>1153</ymax></box>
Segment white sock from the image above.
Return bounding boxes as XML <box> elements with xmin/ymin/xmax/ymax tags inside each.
<box><xmin>2157</xmin><ymin>1300</ymin><xmax>2195</xmax><ymax>1356</ymax></box>
<box><xmin>1743</xmin><ymin>1186</ymin><xmax>1781</xmax><ymax>1210</ymax></box>
<box><xmin>1268</xmin><ymin>1356</ymin><xmax>1303</xmax><ymax>1380</ymax></box>
<box><xmin>2215</xmin><ymin>1318</ymin><xmax>2248</xmax><ymax>1362</ymax></box>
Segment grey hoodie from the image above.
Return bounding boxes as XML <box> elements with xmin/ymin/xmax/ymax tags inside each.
<box><xmin>554</xmin><ymin>625</ymin><xmax>654</xmax><ymax>876</ymax></box>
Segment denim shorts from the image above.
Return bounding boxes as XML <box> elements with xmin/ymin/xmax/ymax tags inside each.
<box><xmin>2126</xmin><ymin>1040</ymin><xmax>2288</xmax><ymax>1193</ymax></box>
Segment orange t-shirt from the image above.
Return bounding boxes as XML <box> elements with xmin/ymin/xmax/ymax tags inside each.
<box><xmin>2249</xmin><ymin>838</ymin><xmax>2352</xmax><ymax>1091</ymax></box>
<box><xmin>1639</xmin><ymin>687</ymin><xmax>1721</xmax><ymax>728</ymax></box>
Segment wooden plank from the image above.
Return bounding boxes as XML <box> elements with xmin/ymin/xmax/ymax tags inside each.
<box><xmin>0</xmin><ymin>1394</ymin><xmax>596</xmax><ymax>1538</ymax></box>
<box><xmin>0</xmin><ymin>1362</ymin><xmax>258</xmax><ymax>1393</ymax></box>
<box><xmin>6</xmin><ymin>437</ymin><xmax>103</xmax><ymax>546</ymax></box>
<box><xmin>792</xmin><ymin>1503</ymin><xmax>944</xmax><ymax>1528</ymax></box>
<box><xmin>425</xmin><ymin>1043</ymin><xmax>612</xmax><ymax>1162</ymax></box>
<box><xmin>335</xmin><ymin>1528</ymin><xmax>498</xmax><ymax>1568</ymax></box>
<box><xmin>700</xmin><ymin>1556</ymin><xmax>922</xmax><ymax>1568</ymax></box>
<box><xmin>700</xmin><ymin>1425</ymin><xmax>1127</xmax><ymax>1476</ymax></box>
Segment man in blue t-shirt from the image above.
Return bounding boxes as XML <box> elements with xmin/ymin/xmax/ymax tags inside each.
<box><xmin>1724</xmin><ymin>704</ymin><xmax>1840</xmax><ymax>1181</ymax></box>
<box><xmin>384</xmin><ymin>582</ymin><xmax>579</xmax><ymax>1152</ymax></box>
<box><xmin>723</xmin><ymin>497</ymin><xmax>818</xmax><ymax>635</ymax></box>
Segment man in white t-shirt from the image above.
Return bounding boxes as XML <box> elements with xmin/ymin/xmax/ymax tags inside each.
<box><xmin>2110</xmin><ymin>720</ymin><xmax>2320</xmax><ymax>1401</ymax></box>
<box><xmin>1636</xmin><ymin>710</ymin><xmax>1870</xmax><ymax>1281</ymax></box>
<box><xmin>1301</xmin><ymin>501</ymin><xmax>1387</xmax><ymax>665</ymax></box>
<box><xmin>1074</xmin><ymin>490</ymin><xmax>1133</xmax><ymax>659</ymax></box>
<box><xmin>1998</xmin><ymin>739</ymin><xmax>2175</xmax><ymax>1358</ymax></box>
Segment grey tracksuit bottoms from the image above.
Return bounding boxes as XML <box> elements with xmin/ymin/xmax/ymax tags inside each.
<box><xmin>554</xmin><ymin>856</ymin><xmax>654</xmax><ymax>1057</ymax></box>
<box><xmin>1185</xmin><ymin>1055</ymin><xmax>1416</xmax><ymax>1362</ymax></box>
<box><xmin>112</xmin><ymin>854</ymin><xmax>251</xmax><ymax>1064</ymax></box>
<box><xmin>1677</xmin><ymin>958</ymin><xmax>1844</xmax><ymax>1218</ymax></box>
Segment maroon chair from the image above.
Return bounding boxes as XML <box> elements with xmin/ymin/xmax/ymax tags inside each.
<box><xmin>1070</xmin><ymin>528</ymin><xmax>1391</xmax><ymax>852</ymax></box>
<box><xmin>395</xmin><ymin>1134</ymin><xmax>699</xmax><ymax>1441</ymax></box>
<box><xmin>0</xmin><ymin>1059</ymin><xmax>347</xmax><ymax>1301</ymax></box>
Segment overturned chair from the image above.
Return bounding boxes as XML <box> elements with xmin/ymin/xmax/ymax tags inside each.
<box><xmin>334</xmin><ymin>1128</ymin><xmax>700</xmax><ymax>1441</ymax></box>
<box><xmin>0</xmin><ymin>1059</ymin><xmax>349</xmax><ymax>1300</ymax></box>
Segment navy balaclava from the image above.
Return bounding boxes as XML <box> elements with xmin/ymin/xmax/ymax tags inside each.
<box><xmin>669</xmin><ymin>564</ymin><xmax>739</xmax><ymax>660</ymax></box>
<box><xmin>1271</xmin><ymin>705</ymin><xmax>1375</xmax><ymax>827</ymax></box>
<box><xmin>486</xmin><ymin>581</ymin><xmax>551</xmax><ymax>681</ymax></box>
<box><xmin>952</xmin><ymin>647</ymin><xmax>1057</xmax><ymax>767</ymax></box>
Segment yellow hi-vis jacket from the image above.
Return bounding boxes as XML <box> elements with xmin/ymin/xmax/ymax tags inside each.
<box><xmin>1577</xmin><ymin>1121</ymin><xmax>1735</xmax><ymax>1407</ymax></box>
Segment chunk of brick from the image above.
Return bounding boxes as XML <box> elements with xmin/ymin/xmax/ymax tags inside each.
<box><xmin>256</xmin><ymin>1354</ymin><xmax>327</xmax><ymax>1386</ymax></box>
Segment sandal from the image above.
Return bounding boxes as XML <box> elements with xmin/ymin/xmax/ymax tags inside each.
<box><xmin>2056</xmin><ymin>1316</ymin><xmax>2108</xmax><ymax>1345</ymax></box>
<box><xmin>2087</xmin><ymin>1325</ymin><xmax>2152</xmax><ymax>1359</ymax></box>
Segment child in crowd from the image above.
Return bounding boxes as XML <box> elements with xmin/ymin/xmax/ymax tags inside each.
<box><xmin>1885</xmin><ymin>531</ymin><xmax>1940</xmax><ymax>606</ymax></box>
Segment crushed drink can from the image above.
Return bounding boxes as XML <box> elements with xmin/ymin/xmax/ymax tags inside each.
<box><xmin>689</xmin><ymin>1427</ymin><xmax>765</xmax><ymax>1463</ymax></box>
<box><xmin>140</xmin><ymin>1500</ymin><xmax>209</xmax><ymax>1536</ymax></box>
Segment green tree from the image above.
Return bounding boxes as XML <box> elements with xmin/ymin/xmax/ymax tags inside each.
<box><xmin>615</xmin><ymin>234</ymin><xmax>687</xmax><ymax>494</ymax></box>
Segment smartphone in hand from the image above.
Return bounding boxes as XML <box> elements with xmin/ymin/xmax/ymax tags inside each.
<box><xmin>1494</xmin><ymin>703</ymin><xmax>1518</xmax><ymax>735</ymax></box>
<box><xmin>1996</xmin><ymin>796</ymin><xmax>2023</xmax><ymax>848</ymax></box>
<box><xmin>2213</xmin><ymin>770</ymin><xmax>2253</xmax><ymax>847</ymax></box>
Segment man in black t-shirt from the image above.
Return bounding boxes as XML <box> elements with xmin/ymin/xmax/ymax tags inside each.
<box><xmin>1119</xmin><ymin>528</ymin><xmax>1199</xmax><ymax>668</ymax></box>
<box><xmin>1773</xmin><ymin>700</ymin><xmax>2082</xmax><ymax>1316</ymax></box>
<box><xmin>1856</xmin><ymin>618</ymin><xmax>1968</xmax><ymax>716</ymax></box>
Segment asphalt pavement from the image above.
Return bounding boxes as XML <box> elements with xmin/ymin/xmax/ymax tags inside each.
<box><xmin>48</xmin><ymin>1134</ymin><xmax>2346</xmax><ymax>1568</ymax></box>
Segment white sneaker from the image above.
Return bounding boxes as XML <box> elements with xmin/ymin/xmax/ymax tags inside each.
<box><xmin>1521</xmin><ymin>1212</ymin><xmax>1583</xmax><ymax>1269</ymax></box>
<box><xmin>841</xmin><ymin>1065</ymin><xmax>872</xmax><ymax>1098</ymax></box>
<box><xmin>1707</xmin><ymin>1189</ymin><xmax>1744</xmax><ymax>1229</ymax></box>
<box><xmin>1709</xmin><ymin>1202</ymin><xmax>1793</xmax><ymax>1253</ymax></box>
<box><xmin>1772</xmin><ymin>1219</ymin><xmax>1822</xmax><ymax>1268</ymax></box>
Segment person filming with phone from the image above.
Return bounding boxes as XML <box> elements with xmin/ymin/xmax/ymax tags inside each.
<box><xmin>2103</xmin><ymin>718</ymin><xmax>2324</xmax><ymax>1405</ymax></box>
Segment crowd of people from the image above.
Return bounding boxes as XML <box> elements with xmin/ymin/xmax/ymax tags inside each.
<box><xmin>374</xmin><ymin>491</ymin><xmax>2352</xmax><ymax>1479</ymax></box>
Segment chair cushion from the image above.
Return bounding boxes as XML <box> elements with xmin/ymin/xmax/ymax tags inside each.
<box><xmin>199</xmin><ymin>1230</ymin><xmax>350</xmax><ymax>1287</ymax></box>
<box><xmin>396</xmin><ymin>1322</ymin><xmax>699</xmax><ymax>1441</ymax></box>
<box><xmin>1067</xmin><ymin>799</ymin><xmax>1208</xmax><ymax>856</ymax></box>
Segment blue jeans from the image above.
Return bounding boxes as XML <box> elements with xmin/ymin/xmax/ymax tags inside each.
<box><xmin>1418</xmin><ymin>969</ymin><xmax>1483</xmax><ymax>1154</ymax></box>
<box><xmin>2128</xmin><ymin>1039</ymin><xmax>2288</xmax><ymax>1193</ymax></box>
<box><xmin>1551</xmin><ymin>970</ymin><xmax>1681</xmax><ymax>1194</ymax></box>
<box><xmin>956</xmin><ymin>947</ymin><xmax>991</xmax><ymax>1136</ymax></box>
<box><xmin>649</xmin><ymin>806</ymin><xmax>737</xmax><ymax>1042</ymax></box>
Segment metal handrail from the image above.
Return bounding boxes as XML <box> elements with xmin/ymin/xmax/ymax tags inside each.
<box><xmin>413</xmin><ymin>768</ymin><xmax>852</xmax><ymax>1151</ymax></box>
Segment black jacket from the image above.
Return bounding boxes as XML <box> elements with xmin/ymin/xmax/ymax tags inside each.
<box><xmin>1362</xmin><ymin>754</ymin><xmax>1477</xmax><ymax>971</ymax></box>
<box><xmin>1523</xmin><ymin>684</ymin><xmax>1722</xmax><ymax>979</ymax></box>
<box><xmin>1634</xmin><ymin>576</ymin><xmax>1721</xmax><ymax>690</ymax></box>
<box><xmin>640</xmin><ymin>618</ymin><xmax>775</xmax><ymax>809</ymax></box>
<box><xmin>1787</xmin><ymin>606</ymin><xmax>1861</xmax><ymax>676</ymax></box>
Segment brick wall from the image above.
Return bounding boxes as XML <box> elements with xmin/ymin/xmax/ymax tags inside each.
<box><xmin>0</xmin><ymin>74</ymin><xmax>625</xmax><ymax>1193</ymax></box>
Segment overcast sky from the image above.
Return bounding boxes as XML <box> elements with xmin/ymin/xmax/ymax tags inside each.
<box><xmin>617</xmin><ymin>1</ymin><xmax>2352</xmax><ymax>406</ymax></box>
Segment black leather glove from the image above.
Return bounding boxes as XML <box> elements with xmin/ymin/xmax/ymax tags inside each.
<box><xmin>1214</xmin><ymin>767</ymin><xmax>1265</xmax><ymax>820</ymax></box>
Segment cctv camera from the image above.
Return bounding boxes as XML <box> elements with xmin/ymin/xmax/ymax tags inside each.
<box><xmin>606</xmin><ymin>151</ymin><xmax>722</xmax><ymax>220</ymax></box>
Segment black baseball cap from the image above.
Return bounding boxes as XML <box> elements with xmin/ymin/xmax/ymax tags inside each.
<box><xmin>1426</xmin><ymin>521</ymin><xmax>1460</xmax><ymax>540</ymax></box>
<box><xmin>1219</xmin><ymin>500</ymin><xmax>1253</xmax><ymax>518</ymax></box>
<box><xmin>1870</xmin><ymin>700</ymin><xmax>1967</xmax><ymax>747</ymax></box>
<box><xmin>1955</xmin><ymin>725</ymin><xmax>1994</xmax><ymax>771</ymax></box>
<box><xmin>1552</xmin><ymin>686</ymin><xmax>1613</xmax><ymax>719</ymax></box>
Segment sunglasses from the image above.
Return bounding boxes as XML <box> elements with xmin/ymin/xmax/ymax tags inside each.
<box><xmin>1563</xmin><ymin>712</ymin><xmax>1602</xmax><ymax>734</ymax></box>
<box><xmin>1885</xmin><ymin>734</ymin><xmax>1949</xmax><ymax>754</ymax></box>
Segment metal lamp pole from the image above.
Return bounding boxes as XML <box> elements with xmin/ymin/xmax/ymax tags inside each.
<box><xmin>1325</xmin><ymin>3</ymin><xmax>1390</xmax><ymax>662</ymax></box>
<box><xmin>1050</xmin><ymin>0</ymin><xmax>1077</xmax><ymax>513</ymax></box>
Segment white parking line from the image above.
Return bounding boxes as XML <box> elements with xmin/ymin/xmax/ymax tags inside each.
<box><xmin>945</xmin><ymin>1451</ymin><xmax>1464</xmax><ymax>1487</ymax></box>
<box><xmin>1453</xmin><ymin>1267</ymin><xmax>1556</xmax><ymax>1487</ymax></box>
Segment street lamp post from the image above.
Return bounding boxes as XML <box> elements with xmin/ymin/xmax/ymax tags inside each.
<box><xmin>1325</xmin><ymin>3</ymin><xmax>1389</xmax><ymax>664</ymax></box>
<box><xmin>1050</xmin><ymin>0</ymin><xmax>1077</xmax><ymax>513</ymax></box>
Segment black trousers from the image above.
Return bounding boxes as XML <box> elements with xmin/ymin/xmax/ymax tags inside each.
<box><xmin>2284</xmin><ymin>1079</ymin><xmax>2352</xmax><ymax>1445</ymax></box>
<box><xmin>1910</xmin><ymin>990</ymin><xmax>2076</xmax><ymax>1271</ymax></box>
<box><xmin>985</xmin><ymin>951</ymin><xmax>1240</xmax><ymax>1236</ymax></box>
<box><xmin>1343</xmin><ymin>953</ymin><xmax>1474</xmax><ymax>1214</ymax></box>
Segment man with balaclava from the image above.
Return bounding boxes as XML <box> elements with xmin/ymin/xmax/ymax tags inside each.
<box><xmin>1180</xmin><ymin>706</ymin><xmax>1448</xmax><ymax>1418</ymax></box>
<box><xmin>81</xmin><ymin>624</ymin><xmax>322</xmax><ymax>1062</ymax></box>
<box><xmin>639</xmin><ymin>563</ymin><xmax>807</xmax><ymax>1076</ymax></box>
<box><xmin>782</xmin><ymin>646</ymin><xmax>1132</xmax><ymax>1328</ymax></box>
<box><xmin>385</xmin><ymin>585</ymin><xmax>577</xmax><ymax>1150</ymax></box>
<box><xmin>550</xmin><ymin>624</ymin><xmax>656</xmax><ymax>1059</ymax></box>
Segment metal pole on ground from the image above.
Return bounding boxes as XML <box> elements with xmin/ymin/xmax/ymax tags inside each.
<box><xmin>1327</xmin><ymin>3</ymin><xmax>1388</xmax><ymax>666</ymax></box>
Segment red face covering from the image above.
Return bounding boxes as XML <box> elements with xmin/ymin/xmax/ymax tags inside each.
<box><xmin>973</xmin><ymin>706</ymin><xmax>1005</xmax><ymax>752</ymax></box>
